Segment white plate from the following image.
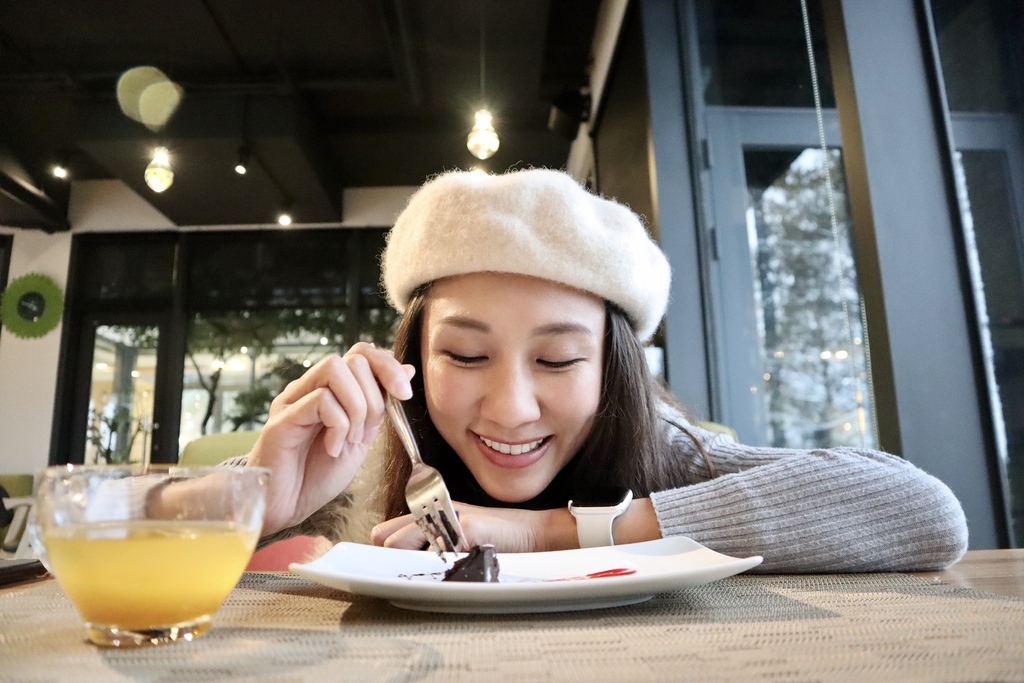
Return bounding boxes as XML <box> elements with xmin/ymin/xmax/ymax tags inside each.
<box><xmin>290</xmin><ymin>537</ymin><xmax>762</xmax><ymax>614</ymax></box>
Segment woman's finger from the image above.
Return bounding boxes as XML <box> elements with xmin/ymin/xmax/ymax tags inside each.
<box><xmin>274</xmin><ymin>347</ymin><xmax>376</xmax><ymax>405</ymax></box>
<box><xmin>345</xmin><ymin>342</ymin><xmax>415</xmax><ymax>400</ymax></box>
<box><xmin>379</xmin><ymin>519</ymin><xmax>439</xmax><ymax>551</ymax></box>
<box><xmin>370</xmin><ymin>513</ymin><xmax>415</xmax><ymax>546</ymax></box>
<box><xmin>341</xmin><ymin>352</ymin><xmax>381</xmax><ymax>444</ymax></box>
<box><xmin>268</xmin><ymin>385</ymin><xmax>351</xmax><ymax>457</ymax></box>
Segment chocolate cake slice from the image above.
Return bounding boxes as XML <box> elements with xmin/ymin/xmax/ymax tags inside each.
<box><xmin>442</xmin><ymin>544</ymin><xmax>500</xmax><ymax>583</ymax></box>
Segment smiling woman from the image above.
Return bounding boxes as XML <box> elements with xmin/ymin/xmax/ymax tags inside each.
<box><xmin>241</xmin><ymin>168</ymin><xmax>968</xmax><ymax>574</ymax></box>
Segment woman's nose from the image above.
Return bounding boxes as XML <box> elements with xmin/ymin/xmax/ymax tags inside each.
<box><xmin>479</xmin><ymin>363</ymin><xmax>541</xmax><ymax>427</ymax></box>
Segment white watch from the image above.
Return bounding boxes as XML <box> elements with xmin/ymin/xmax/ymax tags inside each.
<box><xmin>568</xmin><ymin>489</ymin><xmax>633</xmax><ymax>548</ymax></box>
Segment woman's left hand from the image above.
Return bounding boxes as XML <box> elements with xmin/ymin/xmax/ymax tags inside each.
<box><xmin>370</xmin><ymin>502</ymin><xmax>575</xmax><ymax>554</ymax></box>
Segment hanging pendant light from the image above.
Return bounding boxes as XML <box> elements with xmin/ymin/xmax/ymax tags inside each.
<box><xmin>144</xmin><ymin>146</ymin><xmax>174</xmax><ymax>193</ymax></box>
<box><xmin>467</xmin><ymin>1</ymin><xmax>498</xmax><ymax>160</ymax></box>
<box><xmin>468</xmin><ymin>109</ymin><xmax>499</xmax><ymax>160</ymax></box>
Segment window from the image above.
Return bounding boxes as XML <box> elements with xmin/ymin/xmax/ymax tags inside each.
<box><xmin>55</xmin><ymin>228</ymin><xmax>395</xmax><ymax>464</ymax></box>
<box><xmin>928</xmin><ymin>0</ymin><xmax>1024</xmax><ymax>545</ymax></box>
<box><xmin>690</xmin><ymin>0</ymin><xmax>874</xmax><ymax>447</ymax></box>
<box><xmin>0</xmin><ymin>234</ymin><xmax>11</xmax><ymax>289</ymax></box>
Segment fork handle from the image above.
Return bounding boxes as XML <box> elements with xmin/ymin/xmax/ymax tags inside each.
<box><xmin>385</xmin><ymin>395</ymin><xmax>425</xmax><ymax>466</ymax></box>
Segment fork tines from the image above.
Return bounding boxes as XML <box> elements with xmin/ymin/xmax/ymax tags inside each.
<box><xmin>414</xmin><ymin>502</ymin><xmax>461</xmax><ymax>556</ymax></box>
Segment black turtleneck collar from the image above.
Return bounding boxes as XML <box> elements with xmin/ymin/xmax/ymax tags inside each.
<box><xmin>435</xmin><ymin>447</ymin><xmax>581</xmax><ymax>511</ymax></box>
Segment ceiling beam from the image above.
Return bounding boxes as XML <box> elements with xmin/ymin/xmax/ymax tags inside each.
<box><xmin>376</xmin><ymin>0</ymin><xmax>424</xmax><ymax>105</ymax></box>
<box><xmin>0</xmin><ymin>147</ymin><xmax>69</xmax><ymax>232</ymax></box>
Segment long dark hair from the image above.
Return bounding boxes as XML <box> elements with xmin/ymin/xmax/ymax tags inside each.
<box><xmin>380</xmin><ymin>285</ymin><xmax>713</xmax><ymax>519</ymax></box>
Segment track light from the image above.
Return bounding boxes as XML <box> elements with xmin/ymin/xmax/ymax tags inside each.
<box><xmin>234</xmin><ymin>146</ymin><xmax>249</xmax><ymax>175</ymax></box>
<box><xmin>144</xmin><ymin>146</ymin><xmax>174</xmax><ymax>193</ymax></box>
<box><xmin>277</xmin><ymin>197</ymin><xmax>294</xmax><ymax>226</ymax></box>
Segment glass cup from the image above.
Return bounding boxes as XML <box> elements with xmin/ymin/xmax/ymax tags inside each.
<box><xmin>32</xmin><ymin>464</ymin><xmax>269</xmax><ymax>647</ymax></box>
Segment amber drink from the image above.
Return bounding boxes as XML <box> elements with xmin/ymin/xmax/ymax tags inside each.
<box><xmin>34</xmin><ymin>465</ymin><xmax>268</xmax><ymax>647</ymax></box>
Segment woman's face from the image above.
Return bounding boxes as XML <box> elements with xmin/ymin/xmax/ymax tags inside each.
<box><xmin>421</xmin><ymin>272</ymin><xmax>605</xmax><ymax>503</ymax></box>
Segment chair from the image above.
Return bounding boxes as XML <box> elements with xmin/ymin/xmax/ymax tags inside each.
<box><xmin>179</xmin><ymin>430</ymin><xmax>262</xmax><ymax>466</ymax></box>
<box><xmin>178</xmin><ymin>431</ymin><xmax>320</xmax><ymax>570</ymax></box>
<box><xmin>697</xmin><ymin>421</ymin><xmax>739</xmax><ymax>442</ymax></box>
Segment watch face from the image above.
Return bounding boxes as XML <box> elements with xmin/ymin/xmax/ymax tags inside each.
<box><xmin>571</xmin><ymin>485</ymin><xmax>631</xmax><ymax>508</ymax></box>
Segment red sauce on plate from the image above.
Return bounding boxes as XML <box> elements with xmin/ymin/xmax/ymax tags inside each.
<box><xmin>546</xmin><ymin>567</ymin><xmax>637</xmax><ymax>581</ymax></box>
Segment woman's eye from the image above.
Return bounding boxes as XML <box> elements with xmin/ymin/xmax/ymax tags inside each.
<box><xmin>538</xmin><ymin>358</ymin><xmax>584</xmax><ymax>369</ymax></box>
<box><xmin>446</xmin><ymin>352</ymin><xmax>486</xmax><ymax>365</ymax></box>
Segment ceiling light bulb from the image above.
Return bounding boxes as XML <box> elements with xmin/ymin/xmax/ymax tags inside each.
<box><xmin>144</xmin><ymin>146</ymin><xmax>174</xmax><ymax>192</ymax></box>
<box><xmin>467</xmin><ymin>109</ymin><xmax>499</xmax><ymax>160</ymax></box>
<box><xmin>234</xmin><ymin>162</ymin><xmax>247</xmax><ymax>175</ymax></box>
<box><xmin>277</xmin><ymin>211</ymin><xmax>293</xmax><ymax>226</ymax></box>
<box><xmin>52</xmin><ymin>164</ymin><xmax>69</xmax><ymax>179</ymax></box>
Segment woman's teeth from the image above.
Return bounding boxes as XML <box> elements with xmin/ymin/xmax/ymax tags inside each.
<box><xmin>480</xmin><ymin>436</ymin><xmax>544</xmax><ymax>455</ymax></box>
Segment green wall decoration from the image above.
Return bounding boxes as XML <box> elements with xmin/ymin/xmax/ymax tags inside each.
<box><xmin>0</xmin><ymin>273</ymin><xmax>65</xmax><ymax>339</ymax></box>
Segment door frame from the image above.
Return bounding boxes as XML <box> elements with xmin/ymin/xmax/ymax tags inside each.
<box><xmin>703</xmin><ymin>106</ymin><xmax>844</xmax><ymax>443</ymax></box>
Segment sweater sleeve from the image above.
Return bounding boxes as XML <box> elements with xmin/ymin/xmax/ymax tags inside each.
<box><xmin>649</xmin><ymin>413</ymin><xmax>969</xmax><ymax>573</ymax></box>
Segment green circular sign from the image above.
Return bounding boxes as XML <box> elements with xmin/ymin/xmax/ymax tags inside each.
<box><xmin>0</xmin><ymin>273</ymin><xmax>64</xmax><ymax>338</ymax></box>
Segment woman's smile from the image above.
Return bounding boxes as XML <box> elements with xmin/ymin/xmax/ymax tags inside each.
<box><xmin>475</xmin><ymin>434</ymin><xmax>551</xmax><ymax>469</ymax></box>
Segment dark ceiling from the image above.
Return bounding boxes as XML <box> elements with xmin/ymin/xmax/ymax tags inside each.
<box><xmin>0</xmin><ymin>0</ymin><xmax>599</xmax><ymax>231</ymax></box>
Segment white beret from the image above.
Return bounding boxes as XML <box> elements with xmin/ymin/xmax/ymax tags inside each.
<box><xmin>382</xmin><ymin>168</ymin><xmax>671</xmax><ymax>341</ymax></box>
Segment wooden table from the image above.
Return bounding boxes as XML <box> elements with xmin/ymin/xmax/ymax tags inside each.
<box><xmin>912</xmin><ymin>548</ymin><xmax>1024</xmax><ymax>599</ymax></box>
<box><xmin>2</xmin><ymin>549</ymin><xmax>1022</xmax><ymax>682</ymax></box>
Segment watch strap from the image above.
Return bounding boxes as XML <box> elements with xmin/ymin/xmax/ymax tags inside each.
<box><xmin>568</xmin><ymin>489</ymin><xmax>633</xmax><ymax>548</ymax></box>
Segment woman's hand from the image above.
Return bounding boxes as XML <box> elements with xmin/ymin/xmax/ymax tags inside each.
<box><xmin>246</xmin><ymin>342</ymin><xmax>415</xmax><ymax>536</ymax></box>
<box><xmin>370</xmin><ymin>502</ymin><xmax>579</xmax><ymax>553</ymax></box>
<box><xmin>371</xmin><ymin>498</ymin><xmax>662</xmax><ymax>553</ymax></box>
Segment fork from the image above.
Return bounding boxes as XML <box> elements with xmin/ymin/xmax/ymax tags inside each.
<box><xmin>385</xmin><ymin>394</ymin><xmax>468</xmax><ymax>558</ymax></box>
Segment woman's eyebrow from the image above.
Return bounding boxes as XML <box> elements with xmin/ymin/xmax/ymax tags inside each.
<box><xmin>436</xmin><ymin>315</ymin><xmax>595</xmax><ymax>338</ymax></box>
<box><xmin>437</xmin><ymin>314</ymin><xmax>490</xmax><ymax>332</ymax></box>
<box><xmin>533</xmin><ymin>322</ymin><xmax>596</xmax><ymax>338</ymax></box>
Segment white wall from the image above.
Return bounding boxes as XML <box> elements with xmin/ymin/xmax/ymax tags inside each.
<box><xmin>0</xmin><ymin>181</ymin><xmax>416</xmax><ymax>475</ymax></box>
<box><xmin>0</xmin><ymin>228</ymin><xmax>72</xmax><ymax>475</ymax></box>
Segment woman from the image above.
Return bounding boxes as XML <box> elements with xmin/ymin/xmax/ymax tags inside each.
<box><xmin>245</xmin><ymin>168</ymin><xmax>967</xmax><ymax>572</ymax></box>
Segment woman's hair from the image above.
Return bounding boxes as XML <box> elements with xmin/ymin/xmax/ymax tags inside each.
<box><xmin>379</xmin><ymin>284</ymin><xmax>713</xmax><ymax>520</ymax></box>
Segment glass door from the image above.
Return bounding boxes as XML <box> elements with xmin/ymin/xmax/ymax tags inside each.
<box><xmin>926</xmin><ymin>0</ymin><xmax>1023</xmax><ymax>545</ymax></box>
<box><xmin>950</xmin><ymin>113</ymin><xmax>1024</xmax><ymax>545</ymax></box>
<box><xmin>84</xmin><ymin>323</ymin><xmax>159</xmax><ymax>464</ymax></box>
<box><xmin>704</xmin><ymin>107</ymin><xmax>875</xmax><ymax>448</ymax></box>
<box><xmin>61</xmin><ymin>312</ymin><xmax>172</xmax><ymax>466</ymax></box>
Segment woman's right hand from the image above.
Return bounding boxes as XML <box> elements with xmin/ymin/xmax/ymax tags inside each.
<box><xmin>246</xmin><ymin>342</ymin><xmax>415</xmax><ymax>536</ymax></box>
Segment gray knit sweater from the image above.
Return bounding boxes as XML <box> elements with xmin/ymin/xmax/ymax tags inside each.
<box><xmin>651</xmin><ymin>405</ymin><xmax>968</xmax><ymax>572</ymax></box>
<box><xmin>248</xmin><ymin>405</ymin><xmax>969</xmax><ymax>573</ymax></box>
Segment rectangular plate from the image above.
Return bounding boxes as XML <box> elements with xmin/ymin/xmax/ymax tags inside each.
<box><xmin>291</xmin><ymin>537</ymin><xmax>762</xmax><ymax>614</ymax></box>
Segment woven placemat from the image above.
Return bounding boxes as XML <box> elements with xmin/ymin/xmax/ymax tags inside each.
<box><xmin>2</xmin><ymin>572</ymin><xmax>1022</xmax><ymax>682</ymax></box>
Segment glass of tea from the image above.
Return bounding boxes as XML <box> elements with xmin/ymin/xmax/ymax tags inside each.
<box><xmin>32</xmin><ymin>464</ymin><xmax>269</xmax><ymax>647</ymax></box>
